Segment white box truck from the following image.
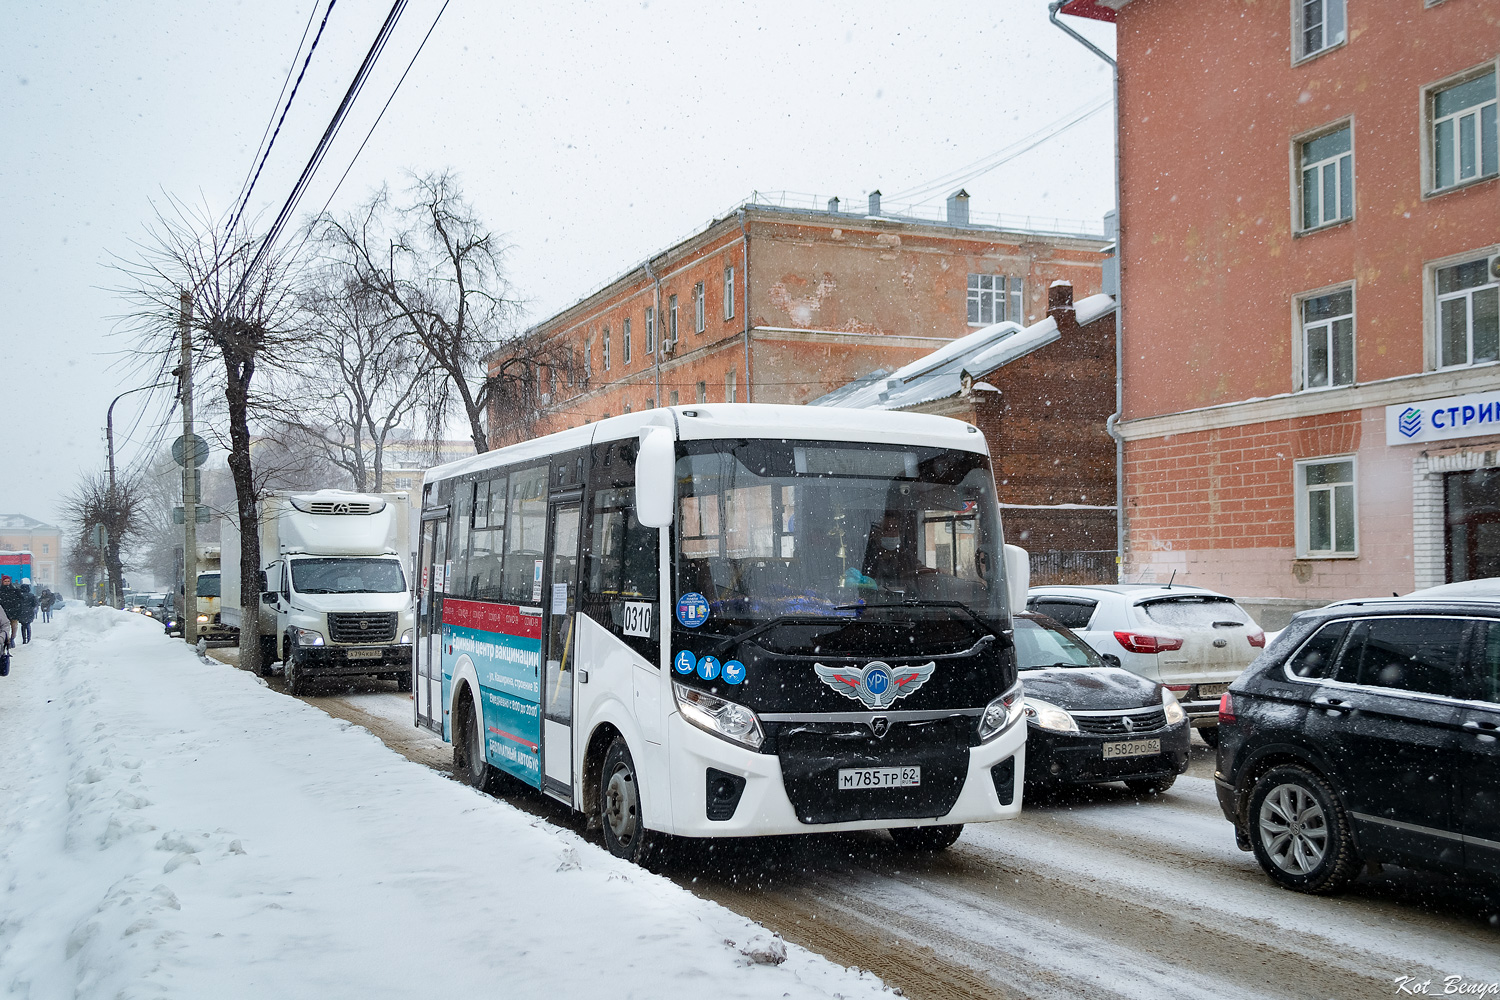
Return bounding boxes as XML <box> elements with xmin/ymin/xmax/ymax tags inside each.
<box><xmin>222</xmin><ymin>490</ymin><xmax>414</xmax><ymax>694</ymax></box>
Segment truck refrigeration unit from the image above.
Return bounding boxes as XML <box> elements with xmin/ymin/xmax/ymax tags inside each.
<box><xmin>223</xmin><ymin>490</ymin><xmax>414</xmax><ymax>694</ymax></box>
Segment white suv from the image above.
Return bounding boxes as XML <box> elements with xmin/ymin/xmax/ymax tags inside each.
<box><xmin>1025</xmin><ymin>584</ymin><xmax>1265</xmax><ymax>746</ymax></box>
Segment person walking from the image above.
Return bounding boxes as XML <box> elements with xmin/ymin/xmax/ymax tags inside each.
<box><xmin>0</xmin><ymin>613</ymin><xmax>11</xmax><ymax>674</ymax></box>
<box><xmin>17</xmin><ymin>584</ymin><xmax>37</xmax><ymax>644</ymax></box>
<box><xmin>38</xmin><ymin>587</ymin><xmax>53</xmax><ymax>623</ymax></box>
<box><xmin>0</xmin><ymin>576</ymin><xmax>21</xmax><ymax>649</ymax></box>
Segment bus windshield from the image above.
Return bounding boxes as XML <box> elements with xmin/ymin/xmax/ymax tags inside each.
<box><xmin>290</xmin><ymin>557</ymin><xmax>407</xmax><ymax>595</ymax></box>
<box><xmin>674</xmin><ymin>439</ymin><xmax>1006</xmax><ymax>640</ymax></box>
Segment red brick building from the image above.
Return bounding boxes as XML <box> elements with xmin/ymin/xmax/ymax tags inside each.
<box><xmin>1063</xmin><ymin>0</ymin><xmax>1500</xmax><ymax>598</ymax></box>
<box><xmin>488</xmin><ymin>194</ymin><xmax>1106</xmax><ymax>444</ymax></box>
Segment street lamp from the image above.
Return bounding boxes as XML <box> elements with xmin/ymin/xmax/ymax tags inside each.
<box><xmin>101</xmin><ymin>381</ymin><xmax>173</xmax><ymax>607</ymax></box>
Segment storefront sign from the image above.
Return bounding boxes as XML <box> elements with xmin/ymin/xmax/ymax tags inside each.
<box><xmin>1386</xmin><ymin>391</ymin><xmax>1500</xmax><ymax>445</ymax></box>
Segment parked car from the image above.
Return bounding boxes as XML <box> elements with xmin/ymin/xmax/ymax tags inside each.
<box><xmin>1216</xmin><ymin>597</ymin><xmax>1500</xmax><ymax>894</ymax></box>
<box><xmin>1026</xmin><ymin>584</ymin><xmax>1265</xmax><ymax>746</ymax></box>
<box><xmin>137</xmin><ymin>593</ymin><xmax>169</xmax><ymax>619</ymax></box>
<box><xmin>1015</xmin><ymin>611</ymin><xmax>1191</xmax><ymax>794</ymax></box>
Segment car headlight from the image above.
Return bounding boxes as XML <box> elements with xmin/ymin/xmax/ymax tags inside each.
<box><xmin>1162</xmin><ymin>686</ymin><xmax>1187</xmax><ymax>725</ymax></box>
<box><xmin>673</xmin><ymin>682</ymin><xmax>764</xmax><ymax>750</ymax></box>
<box><xmin>291</xmin><ymin>627</ymin><xmax>325</xmax><ymax>647</ymax></box>
<box><xmin>400</xmin><ymin>629</ymin><xmax>414</xmax><ymax>644</ymax></box>
<box><xmin>977</xmin><ymin>680</ymin><xmax>1026</xmax><ymax>742</ymax></box>
<box><xmin>1023</xmin><ymin>697</ymin><xmax>1078</xmax><ymax>734</ymax></box>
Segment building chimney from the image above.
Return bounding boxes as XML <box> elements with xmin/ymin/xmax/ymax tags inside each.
<box><xmin>868</xmin><ymin>190</ymin><xmax>882</xmax><ymax>216</ymax></box>
<box><xmin>1046</xmin><ymin>279</ymin><xmax>1078</xmax><ymax>337</ymax></box>
<box><xmin>946</xmin><ymin>189</ymin><xmax>970</xmax><ymax>227</ymax></box>
<box><xmin>827</xmin><ymin>196</ymin><xmax>840</xmax><ymax>214</ymax></box>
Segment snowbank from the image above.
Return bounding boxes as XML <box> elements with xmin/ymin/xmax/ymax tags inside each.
<box><xmin>0</xmin><ymin>609</ymin><xmax>890</xmax><ymax>999</ymax></box>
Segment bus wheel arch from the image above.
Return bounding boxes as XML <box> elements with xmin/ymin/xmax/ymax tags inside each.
<box><xmin>452</xmin><ymin>681</ymin><xmax>492</xmax><ymax>792</ymax></box>
<box><xmin>581</xmin><ymin>723</ymin><xmax>622</xmax><ymax>827</ymax></box>
<box><xmin>598</xmin><ymin>735</ymin><xmax>661</xmax><ymax>867</ymax></box>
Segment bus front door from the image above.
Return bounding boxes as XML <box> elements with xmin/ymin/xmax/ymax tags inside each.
<box><xmin>415</xmin><ymin>514</ymin><xmax>446</xmax><ymax>735</ymax></box>
<box><xmin>541</xmin><ymin>495</ymin><xmax>582</xmax><ymax>802</ymax></box>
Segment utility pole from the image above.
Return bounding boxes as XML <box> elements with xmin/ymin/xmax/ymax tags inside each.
<box><xmin>178</xmin><ymin>291</ymin><xmax>199</xmax><ymax>646</ymax></box>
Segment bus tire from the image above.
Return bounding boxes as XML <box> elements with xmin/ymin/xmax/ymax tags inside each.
<box><xmin>454</xmin><ymin>687</ymin><xmax>497</xmax><ymax>793</ymax></box>
<box><xmin>600</xmin><ymin>737</ymin><xmax>660</xmax><ymax>867</ymax></box>
<box><xmin>889</xmin><ymin>824</ymin><xmax>964</xmax><ymax>852</ymax></box>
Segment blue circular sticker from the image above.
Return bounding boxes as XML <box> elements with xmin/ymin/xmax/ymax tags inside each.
<box><xmin>676</xmin><ymin>592</ymin><xmax>710</xmax><ymax>628</ymax></box>
<box><xmin>864</xmin><ymin>665</ymin><xmax>892</xmax><ymax>698</ymax></box>
<box><xmin>722</xmin><ymin>659</ymin><xmax>746</xmax><ymax>685</ymax></box>
<box><xmin>697</xmin><ymin>655</ymin><xmax>722</xmax><ymax>681</ymax></box>
<box><xmin>674</xmin><ymin>650</ymin><xmax>696</xmax><ymax>675</ymax></box>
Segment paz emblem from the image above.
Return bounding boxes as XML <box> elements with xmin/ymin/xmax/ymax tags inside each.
<box><xmin>813</xmin><ymin>660</ymin><xmax>937</xmax><ymax>710</ymax></box>
<box><xmin>869</xmin><ymin>716</ymin><xmax>891</xmax><ymax>738</ymax></box>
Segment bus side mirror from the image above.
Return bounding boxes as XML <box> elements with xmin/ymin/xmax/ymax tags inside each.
<box><xmin>635</xmin><ymin>427</ymin><xmax>676</xmax><ymax>528</ymax></box>
<box><xmin>1003</xmin><ymin>544</ymin><xmax>1030</xmax><ymax>614</ymax></box>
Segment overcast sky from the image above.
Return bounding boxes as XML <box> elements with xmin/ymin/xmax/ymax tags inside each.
<box><xmin>0</xmin><ymin>0</ymin><xmax>1115</xmax><ymax>531</ymax></box>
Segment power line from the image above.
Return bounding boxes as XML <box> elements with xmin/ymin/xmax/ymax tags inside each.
<box><xmin>226</xmin><ymin>0</ymin><xmax>340</xmax><ymax>239</ymax></box>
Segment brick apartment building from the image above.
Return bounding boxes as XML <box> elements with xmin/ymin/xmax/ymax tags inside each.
<box><xmin>487</xmin><ymin>193</ymin><xmax>1107</xmax><ymax>445</ymax></box>
<box><xmin>1063</xmin><ymin>0</ymin><xmax>1499</xmax><ymax>598</ymax></box>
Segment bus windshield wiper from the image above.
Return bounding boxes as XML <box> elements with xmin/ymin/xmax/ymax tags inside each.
<box><xmin>835</xmin><ymin>599</ymin><xmax>1007</xmax><ymax>639</ymax></box>
<box><xmin>706</xmin><ymin>613</ymin><xmax>863</xmax><ymax>658</ymax></box>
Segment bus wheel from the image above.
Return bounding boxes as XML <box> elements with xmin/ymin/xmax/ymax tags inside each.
<box><xmin>600</xmin><ymin>738</ymin><xmax>658</xmax><ymax>866</ymax></box>
<box><xmin>455</xmin><ymin>692</ymin><xmax>495</xmax><ymax>793</ymax></box>
<box><xmin>889</xmin><ymin>824</ymin><xmax>964</xmax><ymax>852</ymax></box>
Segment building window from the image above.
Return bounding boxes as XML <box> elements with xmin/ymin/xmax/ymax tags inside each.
<box><xmin>623</xmin><ymin>401</ymin><xmax>632</xmax><ymax>414</ymax></box>
<box><xmin>1299</xmin><ymin>124</ymin><xmax>1352</xmax><ymax>230</ymax></box>
<box><xmin>724</xmin><ymin>265</ymin><xmax>735</xmax><ymax>320</ymax></box>
<box><xmin>1295</xmin><ymin>0</ymin><xmax>1345</xmax><ymax>61</ymax></box>
<box><xmin>669</xmin><ymin>389</ymin><xmax>679</xmax><ymax>406</ymax></box>
<box><xmin>1297</xmin><ymin>457</ymin><xmax>1357</xmax><ymax>556</ymax></box>
<box><xmin>694</xmin><ymin>282</ymin><xmax>705</xmax><ymax>333</ymax></box>
<box><xmin>644</xmin><ymin>307</ymin><xmax>656</xmax><ymax>354</ymax></box>
<box><xmin>602</xmin><ymin>326</ymin><xmax>611</xmax><ymax>371</ymax></box>
<box><xmin>696</xmin><ymin>380</ymin><xmax>707</xmax><ymax>403</ymax></box>
<box><xmin>584</xmin><ymin>341</ymin><xmax>592</xmax><ymax>379</ymax></box>
<box><xmin>1299</xmin><ymin>286</ymin><xmax>1354</xmax><ymax>389</ymax></box>
<box><xmin>726</xmin><ymin>369</ymin><xmax>737</xmax><ymax>403</ymax></box>
<box><xmin>1437</xmin><ymin>256</ymin><xmax>1500</xmax><ymax>368</ymax></box>
<box><xmin>622</xmin><ymin>318</ymin><xmax>632</xmax><ymax>365</ymax></box>
<box><xmin>668</xmin><ymin>295</ymin><xmax>679</xmax><ymax>345</ymax></box>
<box><xmin>967</xmin><ymin>274</ymin><xmax>1021</xmax><ymax>326</ymax></box>
<box><xmin>1431</xmin><ymin>69</ymin><xmax>1497</xmax><ymax>192</ymax></box>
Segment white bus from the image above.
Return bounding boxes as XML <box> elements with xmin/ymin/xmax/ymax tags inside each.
<box><xmin>414</xmin><ymin>404</ymin><xmax>1028</xmax><ymax>863</ymax></box>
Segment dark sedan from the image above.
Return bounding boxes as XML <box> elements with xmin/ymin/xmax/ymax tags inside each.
<box><xmin>1016</xmin><ymin>612</ymin><xmax>1192</xmax><ymax>795</ymax></box>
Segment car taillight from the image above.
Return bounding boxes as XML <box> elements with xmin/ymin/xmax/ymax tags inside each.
<box><xmin>1247</xmin><ymin>630</ymin><xmax>1266</xmax><ymax>648</ymax></box>
<box><xmin>1113</xmin><ymin>631</ymin><xmax>1185</xmax><ymax>654</ymax></box>
<box><xmin>1219</xmin><ymin>691</ymin><xmax>1236</xmax><ymax>724</ymax></box>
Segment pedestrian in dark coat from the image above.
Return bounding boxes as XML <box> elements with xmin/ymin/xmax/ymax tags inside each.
<box><xmin>0</xmin><ymin>577</ymin><xmax>21</xmax><ymax>649</ymax></box>
<box><xmin>17</xmin><ymin>584</ymin><xmax>37</xmax><ymax>643</ymax></box>
<box><xmin>38</xmin><ymin>588</ymin><xmax>53</xmax><ymax>623</ymax></box>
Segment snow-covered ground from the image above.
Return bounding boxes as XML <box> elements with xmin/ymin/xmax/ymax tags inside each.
<box><xmin>0</xmin><ymin>609</ymin><xmax>891</xmax><ymax>1000</ymax></box>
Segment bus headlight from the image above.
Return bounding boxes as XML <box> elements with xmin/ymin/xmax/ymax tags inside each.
<box><xmin>1162</xmin><ymin>687</ymin><xmax>1187</xmax><ymax>725</ymax></box>
<box><xmin>978</xmin><ymin>681</ymin><xmax>1025</xmax><ymax>742</ymax></box>
<box><xmin>1023</xmin><ymin>697</ymin><xmax>1078</xmax><ymax>734</ymax></box>
<box><xmin>673</xmin><ymin>682</ymin><xmax>764</xmax><ymax>750</ymax></box>
<box><xmin>291</xmin><ymin>627</ymin><xmax>325</xmax><ymax>647</ymax></box>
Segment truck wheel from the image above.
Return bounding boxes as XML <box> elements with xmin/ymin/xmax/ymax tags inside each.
<box><xmin>257</xmin><ymin>636</ymin><xmax>277</xmax><ymax>676</ymax></box>
<box><xmin>396</xmin><ymin>669</ymin><xmax>413</xmax><ymax>693</ymax></box>
<box><xmin>889</xmin><ymin>824</ymin><xmax>964</xmax><ymax>852</ymax></box>
<box><xmin>600</xmin><ymin>737</ymin><xmax>661</xmax><ymax>867</ymax></box>
<box><xmin>285</xmin><ymin>646</ymin><xmax>307</xmax><ymax>696</ymax></box>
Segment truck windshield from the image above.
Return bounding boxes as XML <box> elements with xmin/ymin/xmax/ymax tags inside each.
<box><xmin>290</xmin><ymin>558</ymin><xmax>406</xmax><ymax>595</ymax></box>
<box><xmin>196</xmin><ymin>573</ymin><xmax>220</xmax><ymax>598</ymax></box>
<box><xmin>674</xmin><ymin>439</ymin><xmax>1006</xmax><ymax>640</ymax></box>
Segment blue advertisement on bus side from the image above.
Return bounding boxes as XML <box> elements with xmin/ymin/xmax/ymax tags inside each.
<box><xmin>442</xmin><ymin>599</ymin><xmax>543</xmax><ymax>787</ymax></box>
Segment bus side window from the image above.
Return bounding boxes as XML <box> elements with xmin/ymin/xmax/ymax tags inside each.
<box><xmin>451</xmin><ymin>481</ymin><xmax>475</xmax><ymax>598</ymax></box>
<box><xmin>584</xmin><ymin>441</ymin><xmax>660</xmax><ymax>662</ymax></box>
<box><xmin>503</xmin><ymin>465</ymin><xmax>549</xmax><ymax>605</ymax></box>
<box><xmin>468</xmin><ymin>475</ymin><xmax>507</xmax><ymax>599</ymax></box>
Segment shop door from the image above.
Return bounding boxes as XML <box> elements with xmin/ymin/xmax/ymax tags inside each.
<box><xmin>416</xmin><ymin>515</ymin><xmax>447</xmax><ymax>734</ymax></box>
<box><xmin>1446</xmin><ymin>468</ymin><xmax>1500</xmax><ymax>582</ymax></box>
<box><xmin>541</xmin><ymin>495</ymin><xmax>582</xmax><ymax>800</ymax></box>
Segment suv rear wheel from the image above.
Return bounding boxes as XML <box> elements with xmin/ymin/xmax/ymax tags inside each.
<box><xmin>1247</xmin><ymin>764</ymin><xmax>1358</xmax><ymax>894</ymax></box>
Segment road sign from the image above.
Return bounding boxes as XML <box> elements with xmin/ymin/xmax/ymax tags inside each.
<box><xmin>172</xmin><ymin>433</ymin><xmax>210</xmax><ymax>468</ymax></box>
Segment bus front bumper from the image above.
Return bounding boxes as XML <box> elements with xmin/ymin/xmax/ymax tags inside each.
<box><xmin>664</xmin><ymin>712</ymin><xmax>1025</xmax><ymax>838</ymax></box>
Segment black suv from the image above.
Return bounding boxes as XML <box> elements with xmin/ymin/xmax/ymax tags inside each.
<box><xmin>1216</xmin><ymin>599</ymin><xmax>1500</xmax><ymax>894</ymax></box>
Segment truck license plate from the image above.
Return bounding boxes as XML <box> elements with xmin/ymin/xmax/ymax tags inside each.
<box><xmin>838</xmin><ymin>766</ymin><xmax>921</xmax><ymax>790</ymax></box>
<box><xmin>1102</xmin><ymin>739</ymin><xmax>1160</xmax><ymax>759</ymax></box>
<box><xmin>345</xmin><ymin>648</ymin><xmax>383</xmax><ymax>660</ymax></box>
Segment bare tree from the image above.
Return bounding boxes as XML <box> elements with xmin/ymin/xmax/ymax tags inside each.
<box><xmin>485</xmin><ymin>332</ymin><xmax>588</xmax><ymax>448</ymax></box>
<box><xmin>311</xmin><ymin>171</ymin><xmax>518</xmax><ymax>453</ymax></box>
<box><xmin>61</xmin><ymin>471</ymin><xmax>144</xmax><ymax>608</ymax></box>
<box><xmin>117</xmin><ymin>198</ymin><xmax>299</xmax><ymax>675</ymax></box>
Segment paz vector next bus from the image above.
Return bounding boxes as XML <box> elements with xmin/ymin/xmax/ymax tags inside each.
<box><xmin>414</xmin><ymin>404</ymin><xmax>1028</xmax><ymax>863</ymax></box>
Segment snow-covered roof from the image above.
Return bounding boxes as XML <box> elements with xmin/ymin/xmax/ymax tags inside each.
<box><xmin>0</xmin><ymin>514</ymin><xmax>60</xmax><ymax>532</ymax></box>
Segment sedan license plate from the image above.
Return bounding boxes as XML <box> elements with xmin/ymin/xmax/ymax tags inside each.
<box><xmin>838</xmin><ymin>766</ymin><xmax>921</xmax><ymax>790</ymax></box>
<box><xmin>345</xmin><ymin>648</ymin><xmax>383</xmax><ymax>661</ymax></box>
<box><xmin>1195</xmin><ymin>682</ymin><xmax>1229</xmax><ymax>698</ymax></box>
<box><xmin>1102</xmin><ymin>739</ymin><xmax>1161</xmax><ymax>759</ymax></box>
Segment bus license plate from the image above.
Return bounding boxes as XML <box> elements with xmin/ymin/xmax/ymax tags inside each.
<box><xmin>345</xmin><ymin>648</ymin><xmax>383</xmax><ymax>660</ymax></box>
<box><xmin>838</xmin><ymin>766</ymin><xmax>921</xmax><ymax>790</ymax></box>
<box><xmin>1102</xmin><ymin>739</ymin><xmax>1160</xmax><ymax>759</ymax></box>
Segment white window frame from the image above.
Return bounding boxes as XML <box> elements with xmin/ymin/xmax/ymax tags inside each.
<box><xmin>1294</xmin><ymin>120</ymin><xmax>1354</xmax><ymax>233</ymax></box>
<box><xmin>966</xmin><ymin>274</ymin><xmax>1020</xmax><ymax>326</ymax></box>
<box><xmin>668</xmin><ymin>295</ymin><xmax>679</xmax><ymax>345</ymax></box>
<box><xmin>725</xmin><ymin>369</ymin><xmax>737</xmax><ymax>403</ymax></box>
<box><xmin>724</xmin><ymin>265</ymin><xmax>735</xmax><ymax>320</ymax></box>
<box><xmin>584</xmin><ymin>340</ymin><xmax>592</xmax><ymax>379</ymax></box>
<box><xmin>1432</xmin><ymin>251</ymin><xmax>1500</xmax><ymax>370</ymax></box>
<box><xmin>695</xmin><ymin>380</ymin><xmax>706</xmax><ymax>404</ymax></box>
<box><xmin>644</xmin><ymin>307</ymin><xmax>656</xmax><ymax>354</ymax></box>
<box><xmin>1292</xmin><ymin>0</ymin><xmax>1346</xmax><ymax>64</ymax></box>
<box><xmin>1295</xmin><ymin>456</ymin><xmax>1359</xmax><ymax>558</ymax></box>
<box><xmin>694</xmin><ymin>282</ymin><xmax>705</xmax><ymax>333</ymax></box>
<box><xmin>1425</xmin><ymin>63</ymin><xmax>1499</xmax><ymax>196</ymax></box>
<box><xmin>622</xmin><ymin>318</ymin><xmax>632</xmax><ymax>365</ymax></box>
<box><xmin>1294</xmin><ymin>282</ymin><xmax>1356</xmax><ymax>391</ymax></box>
<box><xmin>602</xmin><ymin>326</ymin><xmax>611</xmax><ymax>371</ymax></box>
